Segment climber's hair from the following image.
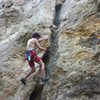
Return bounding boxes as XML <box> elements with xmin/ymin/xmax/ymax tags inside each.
<box><xmin>32</xmin><ymin>32</ymin><xmax>41</xmax><ymax>39</ymax></box>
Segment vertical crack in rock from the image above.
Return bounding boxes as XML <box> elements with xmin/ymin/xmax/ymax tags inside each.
<box><xmin>97</xmin><ymin>3</ymin><xmax>100</xmax><ymax>12</ymax></box>
<box><xmin>29</xmin><ymin>80</ymin><xmax>44</xmax><ymax>100</ymax></box>
<box><xmin>48</xmin><ymin>0</ymin><xmax>65</xmax><ymax>75</ymax></box>
<box><xmin>29</xmin><ymin>48</ymin><xmax>50</xmax><ymax>100</ymax></box>
<box><xmin>29</xmin><ymin>1</ymin><xmax>65</xmax><ymax>100</ymax></box>
<box><xmin>54</xmin><ymin>3</ymin><xmax>62</xmax><ymax>26</ymax></box>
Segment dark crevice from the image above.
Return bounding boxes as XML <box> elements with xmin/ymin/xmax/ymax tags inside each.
<box><xmin>97</xmin><ymin>3</ymin><xmax>100</xmax><ymax>12</ymax></box>
<box><xmin>54</xmin><ymin>0</ymin><xmax>65</xmax><ymax>27</ymax></box>
<box><xmin>54</xmin><ymin>4</ymin><xmax>62</xmax><ymax>26</ymax></box>
<box><xmin>42</xmin><ymin>47</ymin><xmax>51</xmax><ymax>78</ymax></box>
<box><xmin>29</xmin><ymin>1</ymin><xmax>65</xmax><ymax>100</ymax></box>
<box><xmin>29</xmin><ymin>48</ymin><xmax>50</xmax><ymax>100</ymax></box>
<box><xmin>48</xmin><ymin>1</ymin><xmax>65</xmax><ymax>74</ymax></box>
<box><xmin>30</xmin><ymin>80</ymin><xmax>44</xmax><ymax>100</ymax></box>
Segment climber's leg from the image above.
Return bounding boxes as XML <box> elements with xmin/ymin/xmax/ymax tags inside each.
<box><xmin>21</xmin><ymin>61</ymin><xmax>35</xmax><ymax>85</ymax></box>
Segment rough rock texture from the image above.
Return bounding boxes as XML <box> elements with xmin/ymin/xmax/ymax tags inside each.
<box><xmin>0</xmin><ymin>0</ymin><xmax>55</xmax><ymax>66</ymax></box>
<box><xmin>0</xmin><ymin>0</ymin><xmax>100</xmax><ymax>100</ymax></box>
<box><xmin>60</xmin><ymin>0</ymin><xmax>98</xmax><ymax>28</ymax></box>
<box><xmin>0</xmin><ymin>0</ymin><xmax>55</xmax><ymax>100</ymax></box>
<box><xmin>42</xmin><ymin>0</ymin><xmax>100</xmax><ymax>100</ymax></box>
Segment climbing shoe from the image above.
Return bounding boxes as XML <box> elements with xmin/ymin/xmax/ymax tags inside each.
<box><xmin>21</xmin><ymin>78</ymin><xmax>26</xmax><ymax>85</ymax></box>
<box><xmin>42</xmin><ymin>77</ymin><xmax>49</xmax><ymax>83</ymax></box>
<box><xmin>39</xmin><ymin>79</ymin><xmax>45</xmax><ymax>85</ymax></box>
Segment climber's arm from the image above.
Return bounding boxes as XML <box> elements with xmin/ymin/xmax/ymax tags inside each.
<box><xmin>35</xmin><ymin>40</ymin><xmax>46</xmax><ymax>51</ymax></box>
<box><xmin>38</xmin><ymin>35</ymin><xmax>49</xmax><ymax>42</ymax></box>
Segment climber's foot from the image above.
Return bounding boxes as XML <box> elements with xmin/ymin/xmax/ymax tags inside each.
<box><xmin>42</xmin><ymin>77</ymin><xmax>49</xmax><ymax>82</ymax></box>
<box><xmin>40</xmin><ymin>77</ymin><xmax>49</xmax><ymax>84</ymax></box>
<box><xmin>21</xmin><ymin>78</ymin><xmax>26</xmax><ymax>85</ymax></box>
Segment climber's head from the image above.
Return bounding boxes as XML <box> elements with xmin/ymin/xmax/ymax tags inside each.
<box><xmin>32</xmin><ymin>32</ymin><xmax>41</xmax><ymax>39</ymax></box>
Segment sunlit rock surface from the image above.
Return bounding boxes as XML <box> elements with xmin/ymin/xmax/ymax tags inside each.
<box><xmin>0</xmin><ymin>0</ymin><xmax>100</xmax><ymax>100</ymax></box>
<box><xmin>0</xmin><ymin>0</ymin><xmax>54</xmax><ymax>100</ymax></box>
<box><xmin>42</xmin><ymin>0</ymin><xmax>100</xmax><ymax>100</ymax></box>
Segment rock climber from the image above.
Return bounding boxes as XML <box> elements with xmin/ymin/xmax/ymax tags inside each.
<box><xmin>21</xmin><ymin>32</ymin><xmax>49</xmax><ymax>85</ymax></box>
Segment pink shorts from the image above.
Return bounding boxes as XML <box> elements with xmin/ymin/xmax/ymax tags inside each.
<box><xmin>25</xmin><ymin>50</ymin><xmax>41</xmax><ymax>68</ymax></box>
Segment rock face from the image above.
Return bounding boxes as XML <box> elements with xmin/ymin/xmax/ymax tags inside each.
<box><xmin>60</xmin><ymin>0</ymin><xmax>98</xmax><ymax>28</ymax></box>
<box><xmin>0</xmin><ymin>0</ymin><xmax>100</xmax><ymax>100</ymax></box>
<box><xmin>0</xmin><ymin>0</ymin><xmax>55</xmax><ymax>100</ymax></box>
<box><xmin>0</xmin><ymin>0</ymin><xmax>55</xmax><ymax>66</ymax></box>
<box><xmin>42</xmin><ymin>0</ymin><xmax>100</xmax><ymax>100</ymax></box>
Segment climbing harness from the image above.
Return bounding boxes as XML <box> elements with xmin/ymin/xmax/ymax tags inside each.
<box><xmin>25</xmin><ymin>48</ymin><xmax>36</xmax><ymax>61</ymax></box>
